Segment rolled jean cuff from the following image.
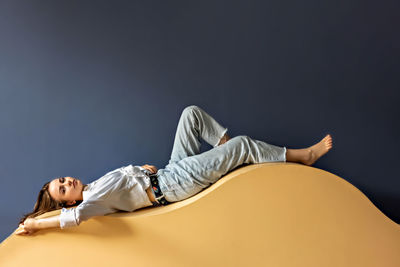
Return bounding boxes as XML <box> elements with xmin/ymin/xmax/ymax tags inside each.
<box><xmin>282</xmin><ymin>146</ymin><xmax>287</xmax><ymax>162</ymax></box>
<box><xmin>214</xmin><ymin>128</ymin><xmax>228</xmax><ymax>147</ymax></box>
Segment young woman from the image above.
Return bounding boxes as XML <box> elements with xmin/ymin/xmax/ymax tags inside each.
<box><xmin>16</xmin><ymin>105</ymin><xmax>333</xmax><ymax>236</ymax></box>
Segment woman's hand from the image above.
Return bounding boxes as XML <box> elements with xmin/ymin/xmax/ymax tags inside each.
<box><xmin>15</xmin><ymin>218</ymin><xmax>38</xmax><ymax>236</ymax></box>
<box><xmin>141</xmin><ymin>164</ymin><xmax>158</xmax><ymax>174</ymax></box>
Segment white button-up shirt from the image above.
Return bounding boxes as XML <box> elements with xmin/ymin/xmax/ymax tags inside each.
<box><xmin>60</xmin><ymin>165</ymin><xmax>153</xmax><ymax>228</ymax></box>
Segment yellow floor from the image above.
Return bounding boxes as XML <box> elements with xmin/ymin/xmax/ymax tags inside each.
<box><xmin>1</xmin><ymin>163</ymin><xmax>399</xmax><ymax>267</ymax></box>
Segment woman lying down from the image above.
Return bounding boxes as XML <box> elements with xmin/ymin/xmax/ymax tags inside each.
<box><xmin>16</xmin><ymin>105</ymin><xmax>332</xmax><ymax>235</ymax></box>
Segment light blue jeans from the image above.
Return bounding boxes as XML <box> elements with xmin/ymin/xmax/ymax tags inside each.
<box><xmin>157</xmin><ymin>105</ymin><xmax>287</xmax><ymax>202</ymax></box>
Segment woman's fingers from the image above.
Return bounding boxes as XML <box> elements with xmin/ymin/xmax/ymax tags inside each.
<box><xmin>149</xmin><ymin>165</ymin><xmax>157</xmax><ymax>173</ymax></box>
<box><xmin>15</xmin><ymin>223</ymin><xmax>36</xmax><ymax>236</ymax></box>
<box><xmin>15</xmin><ymin>226</ymin><xmax>28</xmax><ymax>235</ymax></box>
<box><xmin>142</xmin><ymin>164</ymin><xmax>158</xmax><ymax>174</ymax></box>
<box><xmin>146</xmin><ymin>166</ymin><xmax>155</xmax><ymax>173</ymax></box>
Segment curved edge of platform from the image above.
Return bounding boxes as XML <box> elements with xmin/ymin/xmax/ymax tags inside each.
<box><xmin>6</xmin><ymin>162</ymin><xmax>400</xmax><ymax>242</ymax></box>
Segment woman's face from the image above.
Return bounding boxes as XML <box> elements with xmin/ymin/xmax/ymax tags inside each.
<box><xmin>48</xmin><ymin>177</ymin><xmax>84</xmax><ymax>205</ymax></box>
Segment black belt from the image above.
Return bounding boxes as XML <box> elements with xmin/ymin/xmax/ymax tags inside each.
<box><xmin>149</xmin><ymin>173</ymin><xmax>171</xmax><ymax>206</ymax></box>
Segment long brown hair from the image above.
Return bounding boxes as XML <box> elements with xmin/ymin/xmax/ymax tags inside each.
<box><xmin>18</xmin><ymin>179</ymin><xmax>80</xmax><ymax>225</ymax></box>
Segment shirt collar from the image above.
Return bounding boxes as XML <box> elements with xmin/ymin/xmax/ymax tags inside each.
<box><xmin>82</xmin><ymin>184</ymin><xmax>91</xmax><ymax>201</ymax></box>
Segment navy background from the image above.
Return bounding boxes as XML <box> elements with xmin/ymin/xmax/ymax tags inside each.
<box><xmin>1</xmin><ymin>0</ymin><xmax>399</xmax><ymax>242</ymax></box>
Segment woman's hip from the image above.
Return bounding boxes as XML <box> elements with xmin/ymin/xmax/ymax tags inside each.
<box><xmin>157</xmin><ymin>168</ymin><xmax>206</xmax><ymax>202</ymax></box>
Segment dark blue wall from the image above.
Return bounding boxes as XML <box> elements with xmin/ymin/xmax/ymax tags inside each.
<box><xmin>1</xmin><ymin>0</ymin><xmax>399</xmax><ymax>241</ymax></box>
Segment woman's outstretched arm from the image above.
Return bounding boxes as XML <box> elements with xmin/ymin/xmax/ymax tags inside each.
<box><xmin>15</xmin><ymin>216</ymin><xmax>60</xmax><ymax>236</ymax></box>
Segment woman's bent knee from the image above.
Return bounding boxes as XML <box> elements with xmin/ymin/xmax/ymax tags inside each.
<box><xmin>183</xmin><ymin>105</ymin><xmax>199</xmax><ymax>113</ymax></box>
<box><xmin>181</xmin><ymin>105</ymin><xmax>199</xmax><ymax>119</ymax></box>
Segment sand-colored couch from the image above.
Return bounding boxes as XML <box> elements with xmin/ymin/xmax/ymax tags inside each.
<box><xmin>1</xmin><ymin>163</ymin><xmax>399</xmax><ymax>267</ymax></box>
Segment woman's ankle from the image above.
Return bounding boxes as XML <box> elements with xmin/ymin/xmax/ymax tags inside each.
<box><xmin>218</xmin><ymin>133</ymin><xmax>231</xmax><ymax>146</ymax></box>
<box><xmin>285</xmin><ymin>148</ymin><xmax>309</xmax><ymax>164</ymax></box>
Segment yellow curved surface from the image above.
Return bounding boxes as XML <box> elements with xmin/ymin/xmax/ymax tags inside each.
<box><xmin>1</xmin><ymin>163</ymin><xmax>400</xmax><ymax>267</ymax></box>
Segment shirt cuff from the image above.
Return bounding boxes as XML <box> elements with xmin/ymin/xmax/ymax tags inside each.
<box><xmin>60</xmin><ymin>207</ymin><xmax>79</xmax><ymax>229</ymax></box>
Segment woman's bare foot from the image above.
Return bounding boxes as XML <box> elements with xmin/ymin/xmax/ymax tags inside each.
<box><xmin>303</xmin><ymin>134</ymin><xmax>333</xmax><ymax>165</ymax></box>
<box><xmin>285</xmin><ymin>134</ymin><xmax>333</xmax><ymax>166</ymax></box>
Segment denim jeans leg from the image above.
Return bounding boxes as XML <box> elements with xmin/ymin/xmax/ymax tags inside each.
<box><xmin>158</xmin><ymin>135</ymin><xmax>287</xmax><ymax>202</ymax></box>
<box><xmin>167</xmin><ymin>105</ymin><xmax>228</xmax><ymax>165</ymax></box>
